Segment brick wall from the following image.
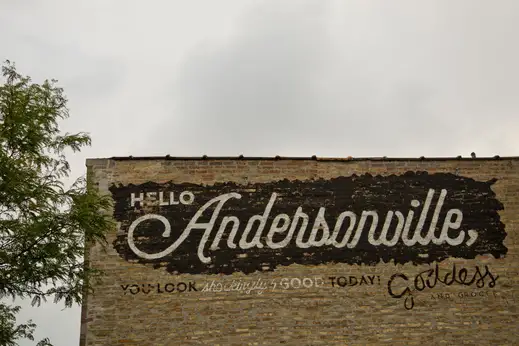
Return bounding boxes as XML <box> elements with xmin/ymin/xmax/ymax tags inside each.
<box><xmin>81</xmin><ymin>157</ymin><xmax>519</xmax><ymax>345</ymax></box>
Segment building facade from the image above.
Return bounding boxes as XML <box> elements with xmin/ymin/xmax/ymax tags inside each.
<box><xmin>81</xmin><ymin>156</ymin><xmax>519</xmax><ymax>345</ymax></box>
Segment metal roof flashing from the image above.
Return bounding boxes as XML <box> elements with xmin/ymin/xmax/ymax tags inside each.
<box><xmin>85</xmin><ymin>155</ymin><xmax>518</xmax><ymax>164</ymax></box>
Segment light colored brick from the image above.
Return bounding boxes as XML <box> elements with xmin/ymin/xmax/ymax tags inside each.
<box><xmin>81</xmin><ymin>157</ymin><xmax>519</xmax><ymax>346</ymax></box>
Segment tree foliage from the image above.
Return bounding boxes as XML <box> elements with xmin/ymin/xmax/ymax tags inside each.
<box><xmin>0</xmin><ymin>61</ymin><xmax>114</xmax><ymax>345</ymax></box>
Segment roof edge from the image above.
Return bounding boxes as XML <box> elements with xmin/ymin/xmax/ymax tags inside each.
<box><xmin>86</xmin><ymin>155</ymin><xmax>519</xmax><ymax>163</ymax></box>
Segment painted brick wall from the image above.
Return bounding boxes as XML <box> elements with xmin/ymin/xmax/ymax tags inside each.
<box><xmin>81</xmin><ymin>157</ymin><xmax>519</xmax><ymax>345</ymax></box>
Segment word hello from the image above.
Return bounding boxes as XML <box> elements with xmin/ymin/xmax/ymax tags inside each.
<box><xmin>130</xmin><ymin>191</ymin><xmax>195</xmax><ymax>207</ymax></box>
<box><xmin>126</xmin><ymin>188</ymin><xmax>479</xmax><ymax>264</ymax></box>
<box><xmin>387</xmin><ymin>264</ymin><xmax>498</xmax><ymax>310</ymax></box>
<box><xmin>121</xmin><ymin>282</ymin><xmax>197</xmax><ymax>295</ymax></box>
<box><xmin>329</xmin><ymin>275</ymin><xmax>381</xmax><ymax>287</ymax></box>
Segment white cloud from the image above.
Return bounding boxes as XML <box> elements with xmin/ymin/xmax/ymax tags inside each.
<box><xmin>152</xmin><ymin>0</ymin><xmax>519</xmax><ymax>157</ymax></box>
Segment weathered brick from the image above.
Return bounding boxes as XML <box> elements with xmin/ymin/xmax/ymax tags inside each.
<box><xmin>82</xmin><ymin>157</ymin><xmax>519</xmax><ymax>346</ymax></box>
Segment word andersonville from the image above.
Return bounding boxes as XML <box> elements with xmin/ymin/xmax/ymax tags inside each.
<box><xmin>388</xmin><ymin>264</ymin><xmax>498</xmax><ymax>309</ymax></box>
<box><xmin>111</xmin><ymin>172</ymin><xmax>506</xmax><ymax>275</ymax></box>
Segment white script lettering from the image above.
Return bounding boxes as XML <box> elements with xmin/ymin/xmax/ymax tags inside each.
<box><xmin>126</xmin><ymin>189</ymin><xmax>478</xmax><ymax>264</ymax></box>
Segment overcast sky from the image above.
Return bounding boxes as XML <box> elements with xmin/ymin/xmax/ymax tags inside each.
<box><xmin>1</xmin><ymin>0</ymin><xmax>519</xmax><ymax>345</ymax></box>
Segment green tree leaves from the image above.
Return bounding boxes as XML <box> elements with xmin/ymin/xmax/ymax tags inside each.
<box><xmin>0</xmin><ymin>60</ymin><xmax>114</xmax><ymax>345</ymax></box>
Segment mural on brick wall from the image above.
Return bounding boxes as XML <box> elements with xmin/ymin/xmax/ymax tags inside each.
<box><xmin>110</xmin><ymin>171</ymin><xmax>507</xmax><ymax>278</ymax></box>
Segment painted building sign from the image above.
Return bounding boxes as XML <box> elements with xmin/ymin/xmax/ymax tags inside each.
<box><xmin>111</xmin><ymin>171</ymin><xmax>507</xmax><ymax>275</ymax></box>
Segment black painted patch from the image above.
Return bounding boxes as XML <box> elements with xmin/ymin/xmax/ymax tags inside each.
<box><xmin>110</xmin><ymin>172</ymin><xmax>507</xmax><ymax>275</ymax></box>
